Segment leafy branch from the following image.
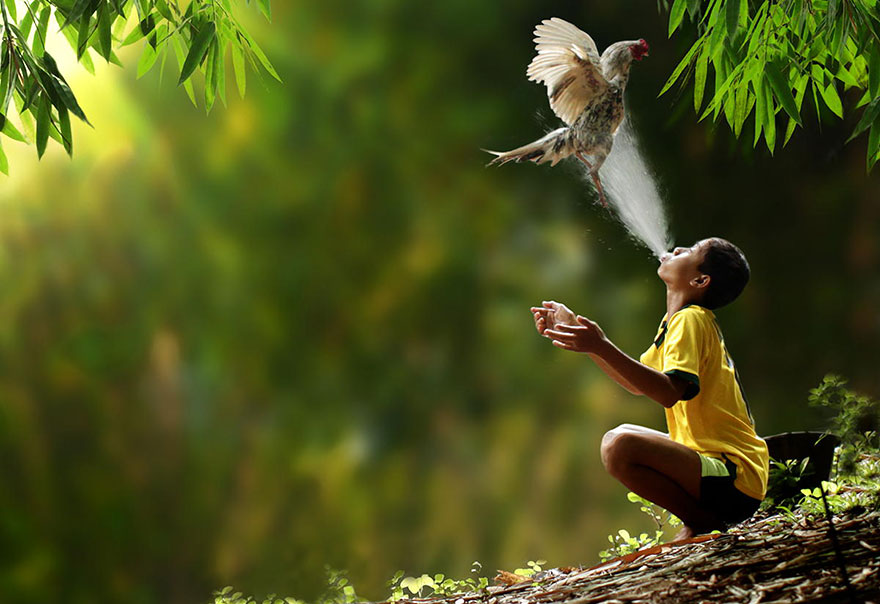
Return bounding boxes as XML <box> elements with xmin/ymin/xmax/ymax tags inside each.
<box><xmin>0</xmin><ymin>0</ymin><xmax>278</xmax><ymax>173</ymax></box>
<box><xmin>660</xmin><ymin>0</ymin><xmax>880</xmax><ymax>168</ymax></box>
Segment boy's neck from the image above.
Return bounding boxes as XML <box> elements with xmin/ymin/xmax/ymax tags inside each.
<box><xmin>665</xmin><ymin>289</ymin><xmax>703</xmax><ymax>319</ymax></box>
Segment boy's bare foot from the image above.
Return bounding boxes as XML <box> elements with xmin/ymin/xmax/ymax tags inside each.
<box><xmin>672</xmin><ymin>525</ymin><xmax>699</xmax><ymax>541</ymax></box>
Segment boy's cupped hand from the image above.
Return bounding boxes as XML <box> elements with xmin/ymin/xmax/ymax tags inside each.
<box><xmin>545</xmin><ymin>316</ymin><xmax>608</xmax><ymax>353</ymax></box>
<box><xmin>531</xmin><ymin>300</ymin><xmax>576</xmax><ymax>335</ymax></box>
<box><xmin>531</xmin><ymin>301</ymin><xmax>608</xmax><ymax>353</ymax></box>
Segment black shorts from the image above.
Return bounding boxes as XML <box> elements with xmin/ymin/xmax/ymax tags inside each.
<box><xmin>699</xmin><ymin>456</ymin><xmax>762</xmax><ymax>525</ymax></box>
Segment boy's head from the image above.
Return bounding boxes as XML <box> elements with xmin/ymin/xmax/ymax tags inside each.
<box><xmin>658</xmin><ymin>238</ymin><xmax>750</xmax><ymax>309</ymax></box>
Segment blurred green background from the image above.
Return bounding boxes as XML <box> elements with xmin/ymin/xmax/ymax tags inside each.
<box><xmin>0</xmin><ymin>1</ymin><xmax>878</xmax><ymax>603</ymax></box>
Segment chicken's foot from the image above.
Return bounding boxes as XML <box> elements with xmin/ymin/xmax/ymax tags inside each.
<box><xmin>576</xmin><ymin>152</ymin><xmax>608</xmax><ymax>208</ymax></box>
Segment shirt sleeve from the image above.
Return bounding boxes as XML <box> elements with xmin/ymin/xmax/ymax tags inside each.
<box><xmin>661</xmin><ymin>310</ymin><xmax>704</xmax><ymax>400</ymax></box>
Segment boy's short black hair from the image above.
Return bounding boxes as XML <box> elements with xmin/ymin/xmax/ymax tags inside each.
<box><xmin>698</xmin><ymin>238</ymin><xmax>750</xmax><ymax>309</ymax></box>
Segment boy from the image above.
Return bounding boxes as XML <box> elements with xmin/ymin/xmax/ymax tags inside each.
<box><xmin>531</xmin><ymin>238</ymin><xmax>768</xmax><ymax>540</ymax></box>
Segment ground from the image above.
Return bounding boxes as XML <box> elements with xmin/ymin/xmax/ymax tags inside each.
<box><xmin>394</xmin><ymin>504</ymin><xmax>880</xmax><ymax>603</ymax></box>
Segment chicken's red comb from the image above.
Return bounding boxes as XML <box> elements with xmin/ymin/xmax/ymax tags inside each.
<box><xmin>632</xmin><ymin>38</ymin><xmax>649</xmax><ymax>60</ymax></box>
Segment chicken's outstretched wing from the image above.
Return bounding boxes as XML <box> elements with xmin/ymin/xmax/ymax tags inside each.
<box><xmin>526</xmin><ymin>18</ymin><xmax>608</xmax><ymax>126</ymax></box>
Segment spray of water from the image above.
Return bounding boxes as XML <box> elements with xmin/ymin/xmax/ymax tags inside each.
<box><xmin>589</xmin><ymin>117</ymin><xmax>671</xmax><ymax>258</ymax></box>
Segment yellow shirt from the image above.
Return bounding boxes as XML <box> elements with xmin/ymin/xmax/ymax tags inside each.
<box><xmin>639</xmin><ymin>305</ymin><xmax>769</xmax><ymax>500</ymax></box>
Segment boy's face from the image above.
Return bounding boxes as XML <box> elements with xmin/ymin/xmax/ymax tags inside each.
<box><xmin>657</xmin><ymin>239</ymin><xmax>712</xmax><ymax>289</ymax></box>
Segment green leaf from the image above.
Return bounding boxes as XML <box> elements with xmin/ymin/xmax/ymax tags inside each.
<box><xmin>726</xmin><ymin>0</ymin><xmax>740</xmax><ymax>38</ymax></box>
<box><xmin>707</xmin><ymin>3</ymin><xmax>728</xmax><ymax>57</ymax></box>
<box><xmin>702</xmin><ymin>53</ymin><xmax>737</xmax><ymax>121</ymax></box>
<box><xmin>754</xmin><ymin>81</ymin><xmax>765</xmax><ymax>146</ymax></box>
<box><xmin>62</xmin><ymin>0</ymin><xmax>100</xmax><ymax>30</ymax></box>
<box><xmin>3</xmin><ymin>0</ymin><xmax>15</xmax><ymax>21</ymax></box>
<box><xmin>869</xmin><ymin>42</ymin><xmax>880</xmax><ymax>98</ymax></box>
<box><xmin>155</xmin><ymin>0</ymin><xmax>174</xmax><ymax>21</ymax></box>
<box><xmin>58</xmin><ymin>105</ymin><xmax>72</xmax><ymax>155</ymax></box>
<box><xmin>835</xmin><ymin>63</ymin><xmax>860</xmax><ymax>89</ymax></box>
<box><xmin>785</xmin><ymin>73</ymin><xmax>809</xmax><ymax>145</ymax></box>
<box><xmin>733</xmin><ymin>81</ymin><xmax>749</xmax><ymax>136</ymax></box>
<box><xmin>144</xmin><ymin>14</ymin><xmax>158</xmax><ymax>48</ymax></box>
<box><xmin>848</xmin><ymin>98</ymin><xmax>880</xmax><ymax>142</ymax></box>
<box><xmin>20</xmin><ymin>78</ymin><xmax>40</xmax><ymax>114</ymax></box>
<box><xmin>0</xmin><ymin>56</ymin><xmax>10</xmax><ymax>115</ymax></box>
<box><xmin>107</xmin><ymin>49</ymin><xmax>124</xmax><ymax>68</ymax></box>
<box><xmin>659</xmin><ymin>38</ymin><xmax>702</xmax><ymax>96</ymax></box>
<box><xmin>19</xmin><ymin>5</ymin><xmax>33</xmax><ymax>39</ymax></box>
<box><xmin>744</xmin><ymin>64</ymin><xmax>765</xmax><ymax>98</ymax></box>
<box><xmin>179</xmin><ymin>21</ymin><xmax>216</xmax><ymax>85</ymax></box>
<box><xmin>669</xmin><ymin>0</ymin><xmax>687</xmax><ymax>36</ymax></box>
<box><xmin>33</xmin><ymin>5</ymin><xmax>52</xmax><ymax>57</ymax></box>
<box><xmin>41</xmin><ymin>53</ymin><xmax>91</xmax><ymax>125</ymax></box>
<box><xmin>257</xmin><ymin>0</ymin><xmax>271</xmax><ymax>21</ymax></box>
<box><xmin>173</xmin><ymin>37</ymin><xmax>198</xmax><ymax>106</ymax></box>
<box><xmin>121</xmin><ymin>22</ymin><xmax>146</xmax><ymax>47</ymax></box>
<box><xmin>1</xmin><ymin>117</ymin><xmax>26</xmax><ymax>142</ymax></box>
<box><xmin>763</xmin><ymin>79</ymin><xmax>776</xmax><ymax>153</ymax></box>
<box><xmin>97</xmin><ymin>3</ymin><xmax>112</xmax><ymax>61</ymax></box>
<box><xmin>765</xmin><ymin>62</ymin><xmax>802</xmax><ymax>126</ymax></box>
<box><xmin>232</xmin><ymin>43</ymin><xmax>246</xmax><ymax>98</ymax></box>
<box><xmin>77</xmin><ymin>15</ymin><xmax>92</xmax><ymax>59</ymax></box>
<box><xmin>16</xmin><ymin>97</ymin><xmax>34</xmax><ymax>142</ymax></box>
<box><xmin>205</xmin><ymin>40</ymin><xmax>217</xmax><ymax>113</ymax></box>
<box><xmin>35</xmin><ymin>97</ymin><xmax>49</xmax><ymax>158</ymax></box>
<box><xmin>216</xmin><ymin>40</ymin><xmax>227</xmax><ymax>107</ymax></box>
<box><xmin>694</xmin><ymin>49</ymin><xmax>708</xmax><ymax>110</ymax></box>
<box><xmin>37</xmin><ymin>70</ymin><xmax>66</xmax><ymax>112</ymax></box>
<box><xmin>810</xmin><ymin>63</ymin><xmax>826</xmax><ymax>87</ymax></box>
<box><xmin>239</xmin><ymin>28</ymin><xmax>281</xmax><ymax>81</ymax></box>
<box><xmin>137</xmin><ymin>43</ymin><xmax>159</xmax><ymax>78</ymax></box>
<box><xmin>0</xmin><ymin>141</ymin><xmax>8</xmax><ymax>175</ymax></box>
<box><xmin>820</xmin><ymin>81</ymin><xmax>844</xmax><ymax>117</ymax></box>
<box><xmin>723</xmin><ymin>87</ymin><xmax>735</xmax><ymax>127</ymax></box>
<box><xmin>810</xmin><ymin>79</ymin><xmax>821</xmax><ymax>124</ymax></box>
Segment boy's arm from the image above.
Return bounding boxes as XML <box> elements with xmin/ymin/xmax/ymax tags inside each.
<box><xmin>545</xmin><ymin>316</ymin><xmax>689</xmax><ymax>408</ymax></box>
<box><xmin>586</xmin><ymin>353</ymin><xmax>643</xmax><ymax>395</ymax></box>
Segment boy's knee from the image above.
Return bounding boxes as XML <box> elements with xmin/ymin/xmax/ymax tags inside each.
<box><xmin>600</xmin><ymin>426</ymin><xmax>640</xmax><ymax>474</ymax></box>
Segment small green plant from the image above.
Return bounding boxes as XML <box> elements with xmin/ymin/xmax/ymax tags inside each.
<box><xmin>318</xmin><ymin>567</ymin><xmax>360</xmax><ymax>604</ymax></box>
<box><xmin>797</xmin><ymin>481</ymin><xmax>847</xmax><ymax>517</ymax></box>
<box><xmin>598</xmin><ymin>492</ymin><xmax>682</xmax><ymax>561</ymax></box>
<box><xmin>809</xmin><ymin>375</ymin><xmax>880</xmax><ymax>474</ymax></box>
<box><xmin>387</xmin><ymin>561</ymin><xmax>489</xmax><ymax>601</ymax></box>
<box><xmin>211</xmin><ymin>586</ymin><xmax>303</xmax><ymax>604</ymax></box>
<box><xmin>512</xmin><ymin>560</ymin><xmax>546</xmax><ymax>579</ymax></box>
<box><xmin>761</xmin><ymin>456</ymin><xmax>815</xmax><ymax>510</ymax></box>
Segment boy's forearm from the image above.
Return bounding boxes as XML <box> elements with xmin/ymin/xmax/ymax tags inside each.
<box><xmin>591</xmin><ymin>339</ymin><xmax>685</xmax><ymax>408</ymax></box>
<box><xmin>587</xmin><ymin>353</ymin><xmax>642</xmax><ymax>395</ymax></box>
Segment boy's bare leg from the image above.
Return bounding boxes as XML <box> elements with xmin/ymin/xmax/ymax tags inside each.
<box><xmin>601</xmin><ymin>425</ymin><xmax>721</xmax><ymax>539</ymax></box>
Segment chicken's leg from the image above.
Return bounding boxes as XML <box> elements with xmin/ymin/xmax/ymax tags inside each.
<box><xmin>576</xmin><ymin>152</ymin><xmax>608</xmax><ymax>208</ymax></box>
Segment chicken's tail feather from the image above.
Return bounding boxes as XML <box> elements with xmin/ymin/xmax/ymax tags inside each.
<box><xmin>484</xmin><ymin>127</ymin><xmax>574</xmax><ymax>167</ymax></box>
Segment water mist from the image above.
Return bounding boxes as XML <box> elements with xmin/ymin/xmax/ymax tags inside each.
<box><xmin>590</xmin><ymin>117</ymin><xmax>671</xmax><ymax>258</ymax></box>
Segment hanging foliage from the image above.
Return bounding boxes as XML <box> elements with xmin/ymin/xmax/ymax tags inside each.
<box><xmin>660</xmin><ymin>0</ymin><xmax>880</xmax><ymax>169</ymax></box>
<box><xmin>0</xmin><ymin>0</ymin><xmax>278</xmax><ymax>172</ymax></box>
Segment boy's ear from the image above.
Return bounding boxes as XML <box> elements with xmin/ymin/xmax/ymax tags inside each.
<box><xmin>692</xmin><ymin>274</ymin><xmax>711</xmax><ymax>289</ymax></box>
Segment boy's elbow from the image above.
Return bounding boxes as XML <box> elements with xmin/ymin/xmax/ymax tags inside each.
<box><xmin>660</xmin><ymin>395</ymin><xmax>680</xmax><ymax>408</ymax></box>
<box><xmin>663</xmin><ymin>376</ymin><xmax>689</xmax><ymax>407</ymax></box>
<box><xmin>647</xmin><ymin>391</ymin><xmax>679</xmax><ymax>407</ymax></box>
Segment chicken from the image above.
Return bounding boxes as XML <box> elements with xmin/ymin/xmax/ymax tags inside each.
<box><xmin>486</xmin><ymin>18</ymin><xmax>649</xmax><ymax>207</ymax></box>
